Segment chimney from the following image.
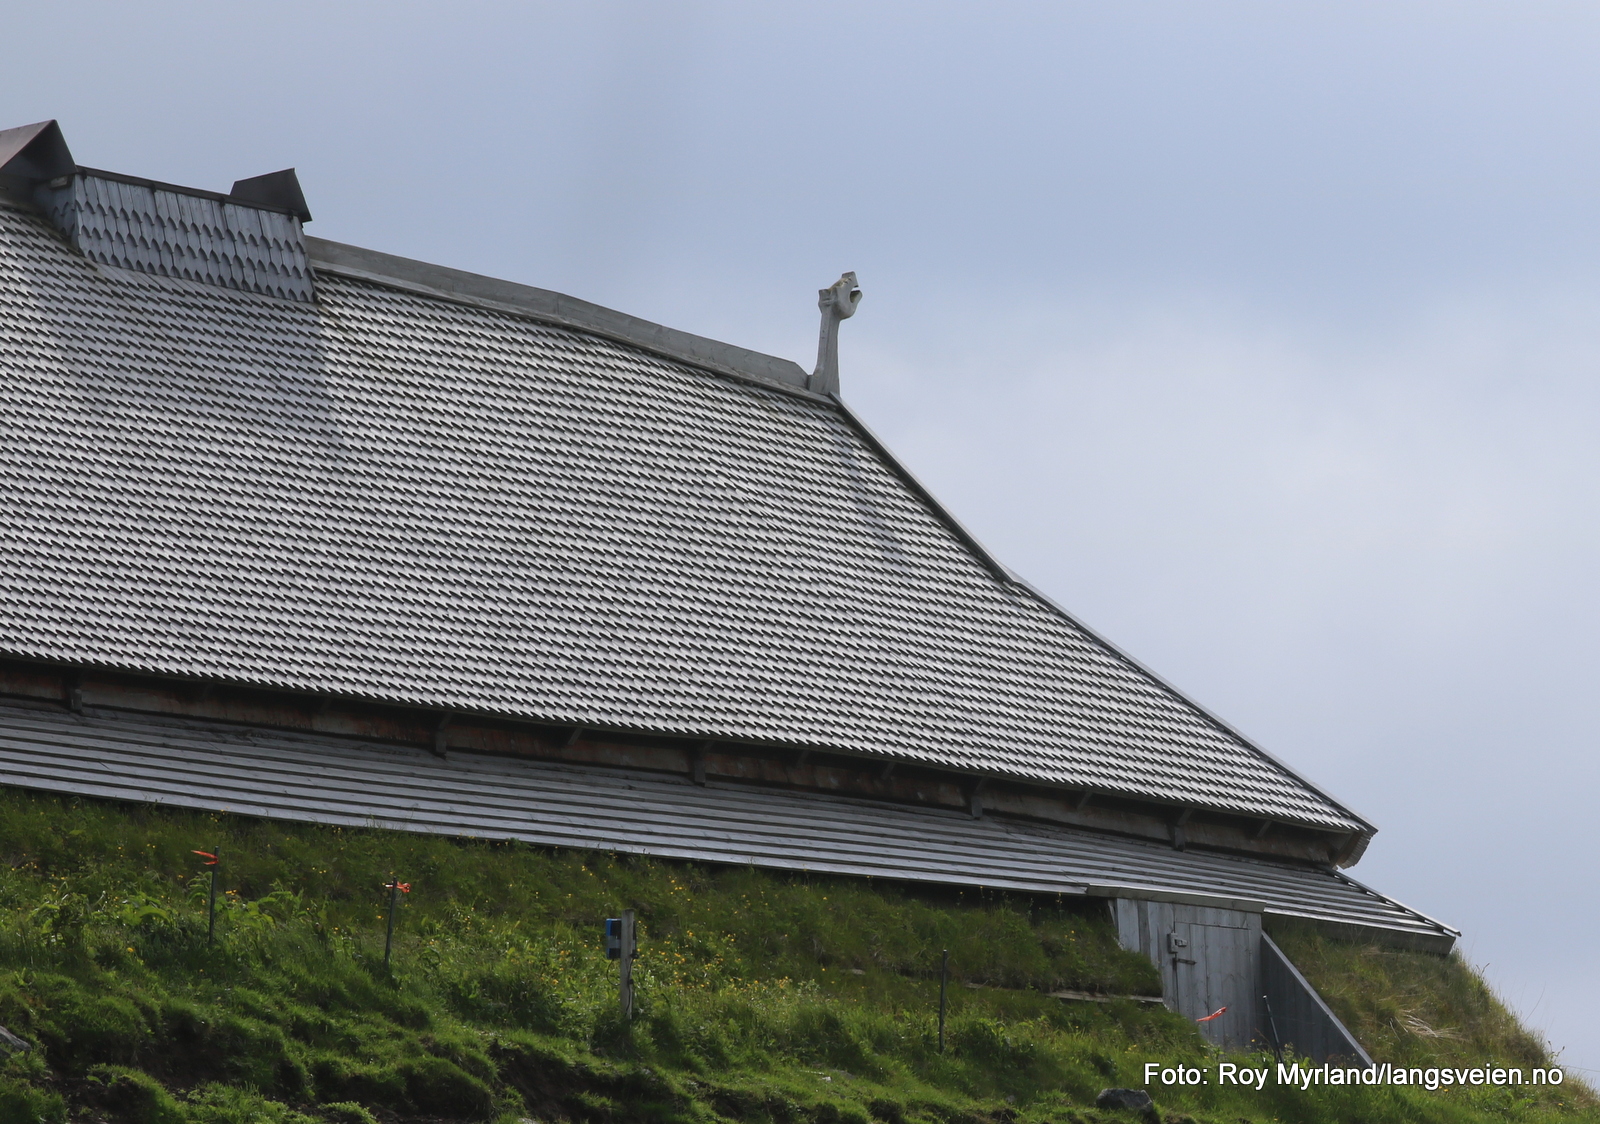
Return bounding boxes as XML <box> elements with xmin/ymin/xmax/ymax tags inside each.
<box><xmin>0</xmin><ymin>119</ymin><xmax>315</xmax><ymax>303</ymax></box>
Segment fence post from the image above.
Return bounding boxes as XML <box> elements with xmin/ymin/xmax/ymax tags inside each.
<box><xmin>1262</xmin><ymin>992</ymin><xmax>1284</xmax><ymax>1063</ymax></box>
<box><xmin>938</xmin><ymin>948</ymin><xmax>949</xmax><ymax>1053</ymax></box>
<box><xmin>383</xmin><ymin>880</ymin><xmax>399</xmax><ymax>969</ymax></box>
<box><xmin>208</xmin><ymin>848</ymin><xmax>219</xmax><ymax>944</ymax></box>
<box><xmin>382</xmin><ymin>879</ymin><xmax>410</xmax><ymax>970</ymax></box>
<box><xmin>619</xmin><ymin>908</ymin><xmax>636</xmax><ymax>1022</ymax></box>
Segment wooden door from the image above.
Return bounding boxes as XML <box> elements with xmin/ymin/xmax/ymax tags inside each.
<box><xmin>1169</xmin><ymin>911</ymin><xmax>1258</xmax><ymax>1048</ymax></box>
<box><xmin>1114</xmin><ymin>899</ymin><xmax>1261</xmax><ymax>1049</ymax></box>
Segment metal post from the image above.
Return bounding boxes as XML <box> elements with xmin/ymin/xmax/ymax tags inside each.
<box><xmin>1262</xmin><ymin>992</ymin><xmax>1284</xmax><ymax>1063</ymax></box>
<box><xmin>207</xmin><ymin>847</ymin><xmax>219</xmax><ymax>945</ymax></box>
<box><xmin>938</xmin><ymin>949</ymin><xmax>949</xmax><ymax>1053</ymax></box>
<box><xmin>619</xmin><ymin>909</ymin><xmax>636</xmax><ymax>1022</ymax></box>
<box><xmin>383</xmin><ymin>880</ymin><xmax>400</xmax><ymax>970</ymax></box>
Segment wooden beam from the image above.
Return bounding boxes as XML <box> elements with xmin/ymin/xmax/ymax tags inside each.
<box><xmin>0</xmin><ymin>655</ymin><xmax>1358</xmax><ymax>867</ymax></box>
<box><xmin>690</xmin><ymin>741</ymin><xmax>712</xmax><ymax>786</ymax></box>
<box><xmin>1170</xmin><ymin>810</ymin><xmax>1191</xmax><ymax>851</ymax></box>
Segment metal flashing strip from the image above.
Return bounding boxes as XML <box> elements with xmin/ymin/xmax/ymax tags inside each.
<box><xmin>305</xmin><ymin>237</ymin><xmax>817</xmax><ymax>398</ymax></box>
<box><xmin>831</xmin><ymin>396</ymin><xmax>1020</xmax><ymax>586</ymax></box>
<box><xmin>0</xmin><ymin>704</ymin><xmax>1453</xmax><ymax>950</ymax></box>
<box><xmin>1084</xmin><ymin>884</ymin><xmax>1270</xmax><ymax>915</ymax></box>
<box><xmin>835</xmin><ymin>388</ymin><xmax>1355</xmax><ymax>843</ymax></box>
<box><xmin>1327</xmin><ymin>870</ymin><xmax>1459</xmax><ymax>942</ymax></box>
<box><xmin>1005</xmin><ymin>570</ymin><xmax>1378</xmax><ymax>841</ymax></box>
<box><xmin>74</xmin><ymin>167</ymin><xmax>303</xmax><ymax>218</ymax></box>
<box><xmin>832</xmin><ymin>394</ymin><xmax>1373</xmax><ymax>838</ymax></box>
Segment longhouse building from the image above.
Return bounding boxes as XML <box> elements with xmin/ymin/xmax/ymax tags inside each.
<box><xmin>0</xmin><ymin>120</ymin><xmax>1453</xmax><ymax>1062</ymax></box>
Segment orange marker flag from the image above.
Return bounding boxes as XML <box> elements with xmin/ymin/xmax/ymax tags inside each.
<box><xmin>191</xmin><ymin>850</ymin><xmax>217</xmax><ymax>866</ymax></box>
<box><xmin>1196</xmin><ymin>1006</ymin><xmax>1228</xmax><ymax>1023</ymax></box>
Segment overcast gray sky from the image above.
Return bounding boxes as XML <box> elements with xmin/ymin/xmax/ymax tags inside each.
<box><xmin>9</xmin><ymin>0</ymin><xmax>1600</xmax><ymax>1072</ymax></box>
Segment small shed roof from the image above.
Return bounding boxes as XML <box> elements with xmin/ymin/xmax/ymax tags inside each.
<box><xmin>0</xmin><ymin>703</ymin><xmax>1450</xmax><ymax>949</ymax></box>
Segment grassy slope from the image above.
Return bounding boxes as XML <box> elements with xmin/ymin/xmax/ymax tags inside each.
<box><xmin>1269</xmin><ymin>921</ymin><xmax>1558</xmax><ymax>1071</ymax></box>
<box><xmin>0</xmin><ymin>787</ymin><xmax>1583</xmax><ymax>1124</ymax></box>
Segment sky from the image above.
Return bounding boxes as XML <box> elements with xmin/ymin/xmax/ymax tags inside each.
<box><xmin>7</xmin><ymin>0</ymin><xmax>1600</xmax><ymax>1073</ymax></box>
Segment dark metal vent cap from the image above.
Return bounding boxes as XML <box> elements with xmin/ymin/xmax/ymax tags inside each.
<box><xmin>0</xmin><ymin>120</ymin><xmax>74</xmax><ymax>185</ymax></box>
<box><xmin>230</xmin><ymin>168</ymin><xmax>311</xmax><ymax>223</ymax></box>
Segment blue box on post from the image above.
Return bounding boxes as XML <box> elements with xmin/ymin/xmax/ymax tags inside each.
<box><xmin>605</xmin><ymin>917</ymin><xmax>622</xmax><ymax>960</ymax></box>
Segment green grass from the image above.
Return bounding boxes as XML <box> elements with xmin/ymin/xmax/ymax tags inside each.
<box><xmin>0</xmin><ymin>786</ymin><xmax>1584</xmax><ymax>1124</ymax></box>
<box><xmin>1268</xmin><ymin>921</ymin><xmax>1558</xmax><ymax>1071</ymax></box>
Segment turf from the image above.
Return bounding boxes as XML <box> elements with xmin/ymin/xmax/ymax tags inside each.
<box><xmin>1267</xmin><ymin>920</ymin><xmax>1558</xmax><ymax>1071</ymax></box>
<box><xmin>0</xmin><ymin>786</ymin><xmax>1584</xmax><ymax>1124</ymax></box>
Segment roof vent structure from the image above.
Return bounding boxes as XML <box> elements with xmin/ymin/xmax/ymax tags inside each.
<box><xmin>230</xmin><ymin>168</ymin><xmax>312</xmax><ymax>223</ymax></box>
<box><xmin>0</xmin><ymin>119</ymin><xmax>315</xmax><ymax>303</ymax></box>
<box><xmin>0</xmin><ymin>120</ymin><xmax>74</xmax><ymax>187</ymax></box>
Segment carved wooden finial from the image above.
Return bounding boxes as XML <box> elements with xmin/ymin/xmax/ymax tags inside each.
<box><xmin>809</xmin><ymin>271</ymin><xmax>861</xmax><ymax>395</ymax></box>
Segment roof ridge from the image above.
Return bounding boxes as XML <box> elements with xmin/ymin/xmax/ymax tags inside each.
<box><xmin>305</xmin><ymin>236</ymin><xmax>820</xmax><ymax>401</ymax></box>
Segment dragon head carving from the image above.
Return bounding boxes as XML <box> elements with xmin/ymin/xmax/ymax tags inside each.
<box><xmin>818</xmin><ymin>272</ymin><xmax>862</xmax><ymax>321</ymax></box>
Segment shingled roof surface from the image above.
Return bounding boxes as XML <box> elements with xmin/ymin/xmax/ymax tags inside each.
<box><xmin>0</xmin><ymin>203</ymin><xmax>1364</xmax><ymax>832</ymax></box>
